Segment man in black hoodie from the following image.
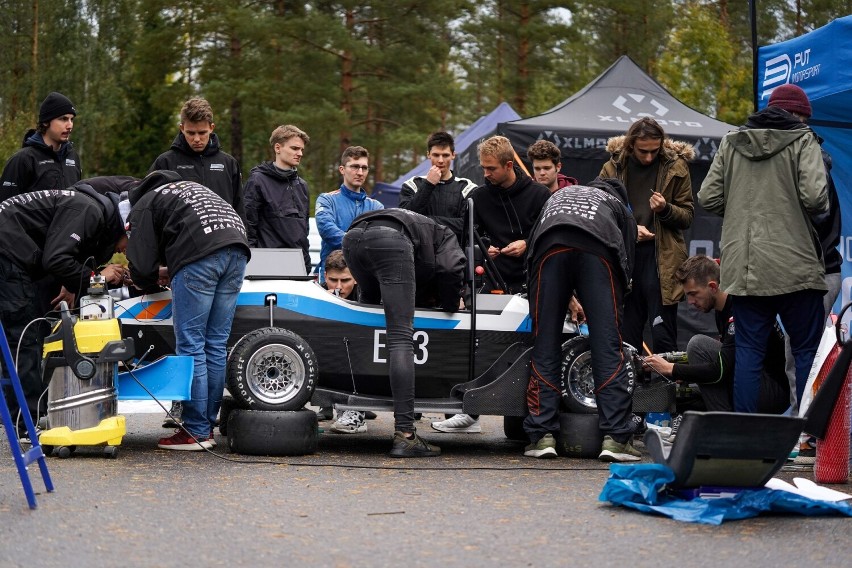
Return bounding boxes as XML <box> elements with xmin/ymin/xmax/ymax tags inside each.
<box><xmin>244</xmin><ymin>125</ymin><xmax>311</xmax><ymax>272</ymax></box>
<box><xmin>126</xmin><ymin>171</ymin><xmax>250</xmax><ymax>451</ymax></box>
<box><xmin>0</xmin><ymin>180</ymin><xmax>127</xmax><ymax>435</ymax></box>
<box><xmin>149</xmin><ymin>97</ymin><xmax>244</xmax><ymax>220</ymax></box>
<box><xmin>468</xmin><ymin>135</ymin><xmax>550</xmax><ymax>294</ymax></box>
<box><xmin>523</xmin><ymin>179</ymin><xmax>640</xmax><ymax>463</ymax></box>
<box><xmin>343</xmin><ymin>208</ymin><xmax>465</xmax><ymax>457</ymax></box>
<box><xmin>0</xmin><ymin>92</ymin><xmax>82</xmax><ymax>201</ymax></box>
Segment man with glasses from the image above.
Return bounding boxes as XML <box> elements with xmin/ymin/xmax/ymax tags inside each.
<box><xmin>315</xmin><ymin>145</ymin><xmax>383</xmax><ymax>434</ymax></box>
<box><xmin>599</xmin><ymin>117</ymin><xmax>694</xmax><ymax>354</ymax></box>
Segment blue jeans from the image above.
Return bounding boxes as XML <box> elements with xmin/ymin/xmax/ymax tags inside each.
<box><xmin>343</xmin><ymin>224</ymin><xmax>416</xmax><ymax>433</ymax></box>
<box><xmin>731</xmin><ymin>290</ymin><xmax>824</xmax><ymax>412</ymax></box>
<box><xmin>171</xmin><ymin>246</ymin><xmax>247</xmax><ymax>438</ymax></box>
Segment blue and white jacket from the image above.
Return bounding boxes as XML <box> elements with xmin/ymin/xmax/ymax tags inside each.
<box><xmin>315</xmin><ymin>184</ymin><xmax>383</xmax><ymax>283</ymax></box>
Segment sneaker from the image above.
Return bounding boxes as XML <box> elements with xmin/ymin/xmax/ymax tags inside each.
<box><xmin>157</xmin><ymin>429</ymin><xmax>212</xmax><ymax>451</ymax></box>
<box><xmin>162</xmin><ymin>401</ymin><xmax>183</xmax><ymax>428</ymax></box>
<box><xmin>329</xmin><ymin>410</ymin><xmax>367</xmax><ymax>434</ymax></box>
<box><xmin>598</xmin><ymin>435</ymin><xmax>642</xmax><ymax>463</ymax></box>
<box><xmin>794</xmin><ymin>437</ymin><xmax>816</xmax><ymax>465</ymax></box>
<box><xmin>431</xmin><ymin>413</ymin><xmax>481</xmax><ymax>433</ymax></box>
<box><xmin>315</xmin><ymin>407</ymin><xmax>334</xmax><ymax>422</ymax></box>
<box><xmin>631</xmin><ymin>414</ymin><xmax>647</xmax><ymax>437</ymax></box>
<box><xmin>208</xmin><ymin>430</ymin><xmax>217</xmax><ymax>449</ymax></box>
<box><xmin>389</xmin><ymin>431</ymin><xmax>441</xmax><ymax>458</ymax></box>
<box><xmin>664</xmin><ymin>414</ymin><xmax>682</xmax><ymax>443</ymax></box>
<box><xmin>524</xmin><ymin>433</ymin><xmax>558</xmax><ymax>458</ymax></box>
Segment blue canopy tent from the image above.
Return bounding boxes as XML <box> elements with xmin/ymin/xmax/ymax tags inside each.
<box><xmin>371</xmin><ymin>102</ymin><xmax>521</xmax><ymax>207</ymax></box>
<box><xmin>758</xmin><ymin>16</ymin><xmax>852</xmax><ymax>313</ymax></box>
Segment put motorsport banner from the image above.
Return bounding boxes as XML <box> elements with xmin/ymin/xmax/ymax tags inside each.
<box><xmin>758</xmin><ymin>16</ymin><xmax>852</xmax><ymax>315</ymax></box>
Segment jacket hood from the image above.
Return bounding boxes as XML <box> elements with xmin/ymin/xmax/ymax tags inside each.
<box><xmin>728</xmin><ymin>107</ymin><xmax>812</xmax><ymax>161</ymax></box>
<box><xmin>605</xmin><ymin>135</ymin><xmax>696</xmax><ymax>163</ymax></box>
<box><xmin>128</xmin><ymin>170</ymin><xmax>182</xmax><ymax>205</ymax></box>
<box><xmin>71</xmin><ymin>181</ymin><xmax>126</xmax><ymax>255</ymax></box>
<box><xmin>251</xmin><ymin>161</ymin><xmax>299</xmax><ymax>182</ymax></box>
<box><xmin>171</xmin><ymin>131</ymin><xmax>222</xmax><ymax>157</ymax></box>
<box><xmin>588</xmin><ymin>177</ymin><xmax>629</xmax><ymax>206</ymax></box>
<box><xmin>484</xmin><ymin>164</ymin><xmax>535</xmax><ymax>197</ymax></box>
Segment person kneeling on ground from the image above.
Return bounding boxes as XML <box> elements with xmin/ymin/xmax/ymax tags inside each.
<box><xmin>343</xmin><ymin>209</ymin><xmax>465</xmax><ymax>457</ymax></box>
<box><xmin>126</xmin><ymin>171</ymin><xmax>250</xmax><ymax>451</ymax></box>
<box><xmin>523</xmin><ymin>178</ymin><xmax>640</xmax><ymax>462</ymax></box>
<box><xmin>642</xmin><ymin>255</ymin><xmax>790</xmax><ymax>418</ymax></box>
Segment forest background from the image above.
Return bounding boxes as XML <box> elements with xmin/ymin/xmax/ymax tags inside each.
<box><xmin>1</xmin><ymin>0</ymin><xmax>849</xmax><ymax>207</ymax></box>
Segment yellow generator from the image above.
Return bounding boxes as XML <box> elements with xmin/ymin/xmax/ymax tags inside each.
<box><xmin>40</xmin><ymin>277</ymin><xmax>135</xmax><ymax>458</ymax></box>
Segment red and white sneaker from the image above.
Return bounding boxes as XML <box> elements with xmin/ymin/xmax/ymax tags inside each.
<box><xmin>208</xmin><ymin>430</ymin><xmax>217</xmax><ymax>448</ymax></box>
<box><xmin>157</xmin><ymin>429</ymin><xmax>212</xmax><ymax>451</ymax></box>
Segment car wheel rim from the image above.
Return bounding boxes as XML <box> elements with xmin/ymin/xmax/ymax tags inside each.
<box><xmin>566</xmin><ymin>351</ymin><xmax>597</xmax><ymax>409</ymax></box>
<box><xmin>245</xmin><ymin>343</ymin><xmax>306</xmax><ymax>405</ymax></box>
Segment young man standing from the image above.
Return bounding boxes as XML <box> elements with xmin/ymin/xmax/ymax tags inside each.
<box><xmin>149</xmin><ymin>97</ymin><xmax>244</xmax><ymax>220</ymax></box>
<box><xmin>526</xmin><ymin>140</ymin><xmax>577</xmax><ymax>194</ymax></box>
<box><xmin>599</xmin><ymin>117</ymin><xmax>694</xmax><ymax>354</ymax></box>
<box><xmin>126</xmin><ymin>171</ymin><xmax>250</xmax><ymax>450</ymax></box>
<box><xmin>315</xmin><ymin>146</ymin><xmax>383</xmax><ymax>433</ymax></box>
<box><xmin>399</xmin><ymin>131</ymin><xmax>477</xmax><ymax>242</ymax></box>
<box><xmin>1</xmin><ymin>92</ymin><xmax>82</xmax><ymax>201</ymax></box>
<box><xmin>244</xmin><ymin>125</ymin><xmax>311</xmax><ymax>273</ymax></box>
<box><xmin>315</xmin><ymin>146</ymin><xmax>383</xmax><ymax>285</ymax></box>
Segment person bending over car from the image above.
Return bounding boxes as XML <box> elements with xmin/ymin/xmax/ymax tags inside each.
<box><xmin>523</xmin><ymin>178</ymin><xmax>640</xmax><ymax>462</ymax></box>
<box><xmin>126</xmin><ymin>171</ymin><xmax>250</xmax><ymax>451</ymax></box>
<box><xmin>343</xmin><ymin>209</ymin><xmax>465</xmax><ymax>457</ymax></box>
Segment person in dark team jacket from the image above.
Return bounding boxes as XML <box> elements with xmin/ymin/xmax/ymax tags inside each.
<box><xmin>468</xmin><ymin>136</ymin><xmax>550</xmax><ymax>293</ymax></box>
<box><xmin>126</xmin><ymin>171</ymin><xmax>250</xmax><ymax>451</ymax></box>
<box><xmin>0</xmin><ymin>179</ymin><xmax>127</xmax><ymax>435</ymax></box>
<box><xmin>0</xmin><ymin>92</ymin><xmax>82</xmax><ymax>201</ymax></box>
<box><xmin>148</xmin><ymin>97</ymin><xmax>244</xmax><ymax>220</ymax></box>
<box><xmin>343</xmin><ymin>208</ymin><xmax>465</xmax><ymax>457</ymax></box>
<box><xmin>244</xmin><ymin>125</ymin><xmax>311</xmax><ymax>272</ymax></box>
<box><xmin>522</xmin><ymin>178</ymin><xmax>640</xmax><ymax>463</ymax></box>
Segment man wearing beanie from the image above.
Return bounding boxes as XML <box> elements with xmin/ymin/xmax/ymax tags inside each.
<box><xmin>699</xmin><ymin>83</ymin><xmax>828</xmax><ymax>414</ymax></box>
<box><xmin>0</xmin><ymin>92</ymin><xmax>82</xmax><ymax>201</ymax></box>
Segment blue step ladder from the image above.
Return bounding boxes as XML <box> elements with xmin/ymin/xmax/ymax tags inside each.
<box><xmin>0</xmin><ymin>320</ymin><xmax>54</xmax><ymax>509</ymax></box>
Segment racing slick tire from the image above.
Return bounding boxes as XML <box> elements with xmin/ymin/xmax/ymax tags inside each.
<box><xmin>227</xmin><ymin>328</ymin><xmax>317</xmax><ymax>411</ymax></box>
<box><xmin>503</xmin><ymin>416</ymin><xmax>528</xmax><ymax>442</ymax></box>
<box><xmin>560</xmin><ymin>336</ymin><xmax>638</xmax><ymax>415</ymax></box>
<box><xmin>227</xmin><ymin>408</ymin><xmax>318</xmax><ymax>456</ymax></box>
<box><xmin>558</xmin><ymin>412</ymin><xmax>604</xmax><ymax>458</ymax></box>
<box><xmin>218</xmin><ymin>395</ymin><xmax>239</xmax><ymax>436</ymax></box>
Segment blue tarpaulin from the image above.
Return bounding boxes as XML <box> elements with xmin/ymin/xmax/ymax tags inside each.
<box><xmin>757</xmin><ymin>16</ymin><xmax>852</xmax><ymax>314</ymax></box>
<box><xmin>599</xmin><ymin>464</ymin><xmax>852</xmax><ymax>525</ymax></box>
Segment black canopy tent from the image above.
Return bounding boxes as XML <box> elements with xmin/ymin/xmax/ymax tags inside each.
<box><xmin>500</xmin><ymin>56</ymin><xmax>738</xmax><ymax>348</ymax></box>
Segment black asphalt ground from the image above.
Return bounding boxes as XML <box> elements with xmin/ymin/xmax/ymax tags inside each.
<box><xmin>2</xmin><ymin>410</ymin><xmax>851</xmax><ymax>567</ymax></box>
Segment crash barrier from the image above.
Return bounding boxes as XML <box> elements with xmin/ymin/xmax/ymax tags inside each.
<box><xmin>0</xmin><ymin>320</ymin><xmax>54</xmax><ymax>509</ymax></box>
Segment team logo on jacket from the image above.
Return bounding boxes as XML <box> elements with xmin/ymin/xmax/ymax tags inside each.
<box><xmin>210</xmin><ymin>164</ymin><xmax>225</xmax><ymax>172</ymax></box>
<box><xmin>70</xmin><ymin>232</ymin><xmax>81</xmax><ymax>242</ymax></box>
<box><xmin>65</xmin><ymin>158</ymin><xmax>76</xmax><ymax>167</ymax></box>
<box><xmin>727</xmin><ymin>319</ymin><xmax>735</xmax><ymax>337</ymax></box>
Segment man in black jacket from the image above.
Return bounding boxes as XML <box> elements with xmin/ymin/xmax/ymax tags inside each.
<box><xmin>343</xmin><ymin>209</ymin><xmax>465</xmax><ymax>457</ymax></box>
<box><xmin>149</xmin><ymin>97</ymin><xmax>244</xmax><ymax>220</ymax></box>
<box><xmin>642</xmin><ymin>255</ymin><xmax>790</xmax><ymax>414</ymax></box>
<box><xmin>1</xmin><ymin>92</ymin><xmax>82</xmax><ymax>201</ymax></box>
<box><xmin>244</xmin><ymin>124</ymin><xmax>311</xmax><ymax>272</ymax></box>
<box><xmin>468</xmin><ymin>135</ymin><xmax>550</xmax><ymax>294</ymax></box>
<box><xmin>523</xmin><ymin>179</ymin><xmax>640</xmax><ymax>462</ymax></box>
<box><xmin>126</xmin><ymin>171</ymin><xmax>250</xmax><ymax>451</ymax></box>
<box><xmin>399</xmin><ymin>131</ymin><xmax>477</xmax><ymax>242</ymax></box>
<box><xmin>0</xmin><ymin>180</ymin><xmax>127</xmax><ymax>435</ymax></box>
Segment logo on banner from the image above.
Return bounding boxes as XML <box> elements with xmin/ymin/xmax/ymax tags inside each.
<box><xmin>598</xmin><ymin>93</ymin><xmax>702</xmax><ymax>129</ymax></box>
<box><xmin>760</xmin><ymin>48</ymin><xmax>821</xmax><ymax>101</ymax></box>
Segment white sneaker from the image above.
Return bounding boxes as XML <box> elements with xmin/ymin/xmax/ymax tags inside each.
<box><xmin>431</xmin><ymin>414</ymin><xmax>481</xmax><ymax>433</ymax></box>
<box><xmin>330</xmin><ymin>410</ymin><xmax>367</xmax><ymax>434</ymax></box>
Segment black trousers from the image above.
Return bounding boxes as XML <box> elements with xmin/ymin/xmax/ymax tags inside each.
<box><xmin>622</xmin><ymin>243</ymin><xmax>678</xmax><ymax>353</ymax></box>
<box><xmin>0</xmin><ymin>255</ymin><xmax>49</xmax><ymax>427</ymax></box>
<box><xmin>523</xmin><ymin>247</ymin><xmax>635</xmax><ymax>443</ymax></box>
<box><xmin>343</xmin><ymin>224</ymin><xmax>417</xmax><ymax>433</ymax></box>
